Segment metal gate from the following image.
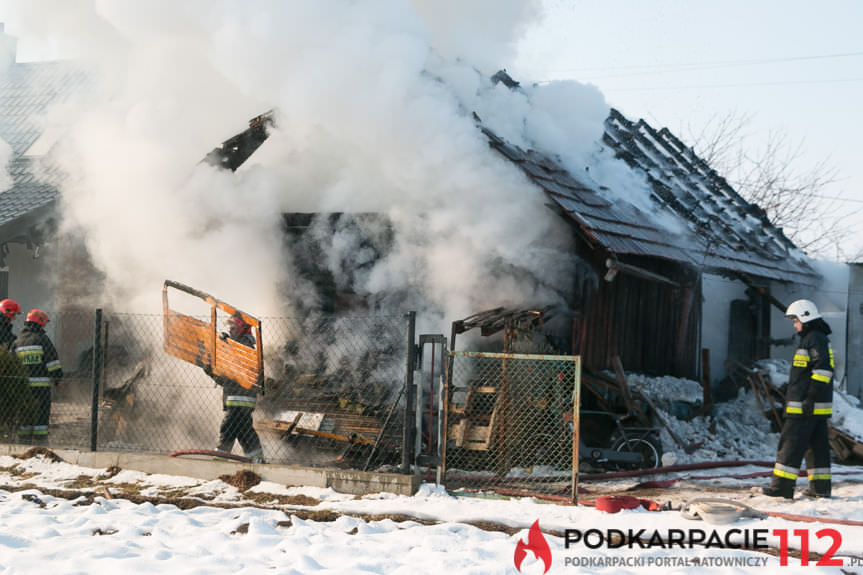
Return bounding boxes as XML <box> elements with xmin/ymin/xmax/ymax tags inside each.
<box><xmin>442</xmin><ymin>351</ymin><xmax>581</xmax><ymax>501</ymax></box>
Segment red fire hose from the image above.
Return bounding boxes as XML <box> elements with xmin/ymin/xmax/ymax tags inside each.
<box><xmin>580</xmin><ymin>459</ymin><xmax>775</xmax><ymax>481</ymax></box>
<box><xmin>589</xmin><ymin>495</ymin><xmax>665</xmax><ymax>513</ymax></box>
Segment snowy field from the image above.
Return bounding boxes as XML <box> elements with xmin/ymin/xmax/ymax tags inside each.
<box><xmin>2</xmin><ymin>450</ymin><xmax>863</xmax><ymax>574</ymax></box>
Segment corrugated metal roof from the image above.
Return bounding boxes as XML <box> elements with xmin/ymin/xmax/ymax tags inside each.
<box><xmin>482</xmin><ymin>109</ymin><xmax>819</xmax><ymax>285</ymax></box>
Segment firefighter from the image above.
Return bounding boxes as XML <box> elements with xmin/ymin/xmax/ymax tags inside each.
<box><xmin>763</xmin><ymin>299</ymin><xmax>834</xmax><ymax>499</ymax></box>
<box><xmin>203</xmin><ymin>312</ymin><xmax>264</xmax><ymax>463</ymax></box>
<box><xmin>13</xmin><ymin>309</ymin><xmax>63</xmax><ymax>441</ymax></box>
<box><xmin>0</xmin><ymin>298</ymin><xmax>23</xmax><ymax>428</ymax></box>
<box><xmin>0</xmin><ymin>298</ymin><xmax>21</xmax><ymax>349</ymax></box>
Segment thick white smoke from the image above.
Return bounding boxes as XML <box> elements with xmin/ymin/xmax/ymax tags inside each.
<box><xmin>2</xmin><ymin>0</ymin><xmax>628</xmax><ymax>334</ymax></box>
<box><xmin>0</xmin><ymin>137</ymin><xmax>11</xmax><ymax>192</ymax></box>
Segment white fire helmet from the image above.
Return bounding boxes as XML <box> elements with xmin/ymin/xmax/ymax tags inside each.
<box><xmin>785</xmin><ymin>299</ymin><xmax>821</xmax><ymax>323</ymax></box>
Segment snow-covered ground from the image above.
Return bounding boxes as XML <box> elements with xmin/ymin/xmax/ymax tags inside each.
<box><xmin>3</xmin><ymin>368</ymin><xmax>863</xmax><ymax>574</ymax></box>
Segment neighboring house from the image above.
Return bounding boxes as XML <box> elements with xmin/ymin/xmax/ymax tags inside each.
<box><xmin>848</xmin><ymin>262</ymin><xmax>863</xmax><ymax>397</ymax></box>
<box><xmin>478</xmin><ymin>72</ymin><xmax>820</xmax><ymax>385</ymax></box>
<box><xmin>0</xmin><ymin>24</ymin><xmax>87</xmax><ymax>367</ymax></box>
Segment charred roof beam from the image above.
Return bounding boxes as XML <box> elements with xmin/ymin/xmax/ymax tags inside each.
<box><xmin>603</xmin><ymin>257</ymin><xmax>681</xmax><ymax>287</ymax></box>
<box><xmin>202</xmin><ymin>109</ymin><xmax>276</xmax><ymax>172</ymax></box>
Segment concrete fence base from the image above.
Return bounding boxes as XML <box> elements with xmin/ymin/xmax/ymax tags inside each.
<box><xmin>0</xmin><ymin>444</ymin><xmax>422</xmax><ymax>497</ymax></box>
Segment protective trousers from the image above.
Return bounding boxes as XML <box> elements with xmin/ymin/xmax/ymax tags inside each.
<box><xmin>218</xmin><ymin>406</ymin><xmax>263</xmax><ymax>460</ymax></box>
<box><xmin>18</xmin><ymin>386</ymin><xmax>51</xmax><ymax>440</ymax></box>
<box><xmin>770</xmin><ymin>416</ymin><xmax>831</xmax><ymax>497</ymax></box>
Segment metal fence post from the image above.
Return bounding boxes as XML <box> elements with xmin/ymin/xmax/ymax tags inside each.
<box><xmin>90</xmin><ymin>308</ymin><xmax>103</xmax><ymax>451</ymax></box>
<box><xmin>401</xmin><ymin>311</ymin><xmax>416</xmax><ymax>474</ymax></box>
<box><xmin>571</xmin><ymin>355</ymin><xmax>581</xmax><ymax>505</ymax></box>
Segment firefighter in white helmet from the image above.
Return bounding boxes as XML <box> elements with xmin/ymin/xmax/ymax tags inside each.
<box><xmin>763</xmin><ymin>299</ymin><xmax>834</xmax><ymax>499</ymax></box>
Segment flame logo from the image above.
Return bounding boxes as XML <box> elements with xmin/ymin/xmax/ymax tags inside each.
<box><xmin>514</xmin><ymin>519</ymin><xmax>552</xmax><ymax>574</ymax></box>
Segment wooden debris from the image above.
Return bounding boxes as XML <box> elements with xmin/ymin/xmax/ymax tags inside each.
<box><xmin>731</xmin><ymin>360</ymin><xmax>863</xmax><ymax>464</ymax></box>
<box><xmin>16</xmin><ymin>447</ymin><xmax>63</xmax><ymax>462</ymax></box>
<box><xmin>612</xmin><ymin>356</ymin><xmax>650</xmax><ymax>426</ymax></box>
<box><xmin>219</xmin><ymin>470</ymin><xmax>261</xmax><ymax>491</ymax></box>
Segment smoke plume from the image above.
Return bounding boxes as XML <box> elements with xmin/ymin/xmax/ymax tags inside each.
<box><xmin>4</xmin><ymin>0</ymin><xmax>623</xmax><ymax>335</ymax></box>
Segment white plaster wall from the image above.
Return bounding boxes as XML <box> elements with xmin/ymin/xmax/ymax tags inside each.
<box><xmin>6</xmin><ymin>241</ymin><xmax>57</xmax><ymax>322</ymax></box>
<box><xmin>5</xmin><ymin>240</ymin><xmax>66</xmax><ymax>362</ymax></box>
<box><xmin>700</xmin><ymin>273</ymin><xmax>748</xmax><ymax>385</ymax></box>
<box><xmin>847</xmin><ymin>264</ymin><xmax>863</xmax><ymax>398</ymax></box>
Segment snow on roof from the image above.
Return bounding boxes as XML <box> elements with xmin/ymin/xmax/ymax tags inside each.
<box><xmin>0</xmin><ymin>60</ymin><xmax>84</xmax><ymax>228</ymax></box>
<box><xmin>480</xmin><ymin>108</ymin><xmax>819</xmax><ymax>285</ymax></box>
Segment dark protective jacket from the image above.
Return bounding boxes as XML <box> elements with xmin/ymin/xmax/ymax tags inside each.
<box><xmin>0</xmin><ymin>316</ymin><xmax>16</xmax><ymax>350</ymax></box>
<box><xmin>212</xmin><ymin>332</ymin><xmax>257</xmax><ymax>410</ymax></box>
<box><xmin>784</xmin><ymin>318</ymin><xmax>834</xmax><ymax>418</ymax></box>
<box><xmin>13</xmin><ymin>323</ymin><xmax>63</xmax><ymax>387</ymax></box>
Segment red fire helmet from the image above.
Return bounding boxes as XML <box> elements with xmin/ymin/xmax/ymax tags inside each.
<box><xmin>227</xmin><ymin>312</ymin><xmax>251</xmax><ymax>336</ymax></box>
<box><xmin>26</xmin><ymin>308</ymin><xmax>50</xmax><ymax>327</ymax></box>
<box><xmin>0</xmin><ymin>299</ymin><xmax>21</xmax><ymax>319</ymax></box>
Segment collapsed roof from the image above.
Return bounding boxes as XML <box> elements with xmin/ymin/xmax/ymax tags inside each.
<box><xmin>0</xmin><ymin>51</ymin><xmax>819</xmax><ymax>290</ymax></box>
<box><xmin>480</xmin><ymin>101</ymin><xmax>818</xmax><ymax>286</ymax></box>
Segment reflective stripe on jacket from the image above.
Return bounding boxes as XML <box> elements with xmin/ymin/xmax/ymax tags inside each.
<box><xmin>785</xmin><ymin>326</ymin><xmax>833</xmax><ymax>418</ymax></box>
<box><xmin>13</xmin><ymin>327</ymin><xmax>63</xmax><ymax>387</ymax></box>
<box><xmin>225</xmin><ymin>394</ymin><xmax>257</xmax><ymax>408</ymax></box>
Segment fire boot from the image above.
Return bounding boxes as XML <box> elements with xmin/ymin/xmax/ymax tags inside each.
<box><xmin>246</xmin><ymin>448</ymin><xmax>265</xmax><ymax>464</ymax></box>
<box><xmin>802</xmin><ymin>485</ymin><xmax>831</xmax><ymax>499</ymax></box>
<box><xmin>762</xmin><ymin>478</ymin><xmax>794</xmax><ymax>499</ymax></box>
<box><xmin>804</xmin><ymin>474</ymin><xmax>831</xmax><ymax>498</ymax></box>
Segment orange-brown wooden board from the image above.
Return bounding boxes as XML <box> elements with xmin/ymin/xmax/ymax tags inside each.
<box><xmin>162</xmin><ymin>280</ymin><xmax>263</xmax><ymax>390</ymax></box>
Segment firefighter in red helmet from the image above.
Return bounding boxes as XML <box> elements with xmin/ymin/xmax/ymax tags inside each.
<box><xmin>13</xmin><ymin>309</ymin><xmax>63</xmax><ymax>441</ymax></box>
<box><xmin>0</xmin><ymin>298</ymin><xmax>22</xmax><ymax>349</ymax></box>
<box><xmin>202</xmin><ymin>312</ymin><xmax>264</xmax><ymax>463</ymax></box>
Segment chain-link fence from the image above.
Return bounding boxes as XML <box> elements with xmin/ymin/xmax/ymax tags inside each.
<box><xmin>1</xmin><ymin>308</ymin><xmax>597</xmax><ymax>498</ymax></box>
<box><xmin>0</xmin><ymin>308</ymin><xmax>410</xmax><ymax>471</ymax></box>
<box><xmin>443</xmin><ymin>351</ymin><xmax>581</xmax><ymax>500</ymax></box>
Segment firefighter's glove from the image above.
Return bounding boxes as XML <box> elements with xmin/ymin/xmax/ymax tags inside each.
<box><xmin>54</xmin><ymin>380</ymin><xmax>61</xmax><ymax>388</ymax></box>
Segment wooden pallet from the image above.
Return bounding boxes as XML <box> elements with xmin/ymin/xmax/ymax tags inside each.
<box><xmin>447</xmin><ymin>386</ymin><xmax>501</xmax><ymax>451</ymax></box>
<box><xmin>262</xmin><ymin>407</ymin><xmax>385</xmax><ymax>447</ymax></box>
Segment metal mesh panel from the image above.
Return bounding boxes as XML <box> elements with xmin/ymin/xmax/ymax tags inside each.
<box><xmin>444</xmin><ymin>351</ymin><xmax>580</xmax><ymax>500</ymax></box>
<box><xmin>256</xmin><ymin>312</ymin><xmax>407</xmax><ymax>469</ymax></box>
<box><xmin>0</xmin><ymin>309</ymin><xmax>95</xmax><ymax>449</ymax></box>
<box><xmin>1</xmin><ymin>309</ymin><xmax>408</xmax><ymax>470</ymax></box>
<box><xmin>0</xmin><ymin>347</ymin><xmax>37</xmax><ymax>444</ymax></box>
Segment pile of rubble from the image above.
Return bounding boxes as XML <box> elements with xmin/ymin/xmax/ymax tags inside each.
<box><xmin>627</xmin><ymin>361</ymin><xmax>863</xmax><ymax>467</ymax></box>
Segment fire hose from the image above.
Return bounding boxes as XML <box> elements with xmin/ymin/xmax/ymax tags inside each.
<box><xmin>680</xmin><ymin>498</ymin><xmax>767</xmax><ymax>524</ymax></box>
<box><xmin>583</xmin><ymin>494</ymin><xmax>863</xmax><ymax>527</ymax></box>
<box><xmin>590</xmin><ymin>495</ymin><xmax>667</xmax><ymax>513</ymax></box>
<box><xmin>575</xmin><ymin>460</ymin><xmax>863</xmax><ymax>527</ymax></box>
<box><xmin>580</xmin><ymin>459</ymin><xmax>776</xmax><ymax>481</ymax></box>
<box><xmin>580</xmin><ymin>459</ymin><xmax>863</xmax><ymax>487</ymax></box>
